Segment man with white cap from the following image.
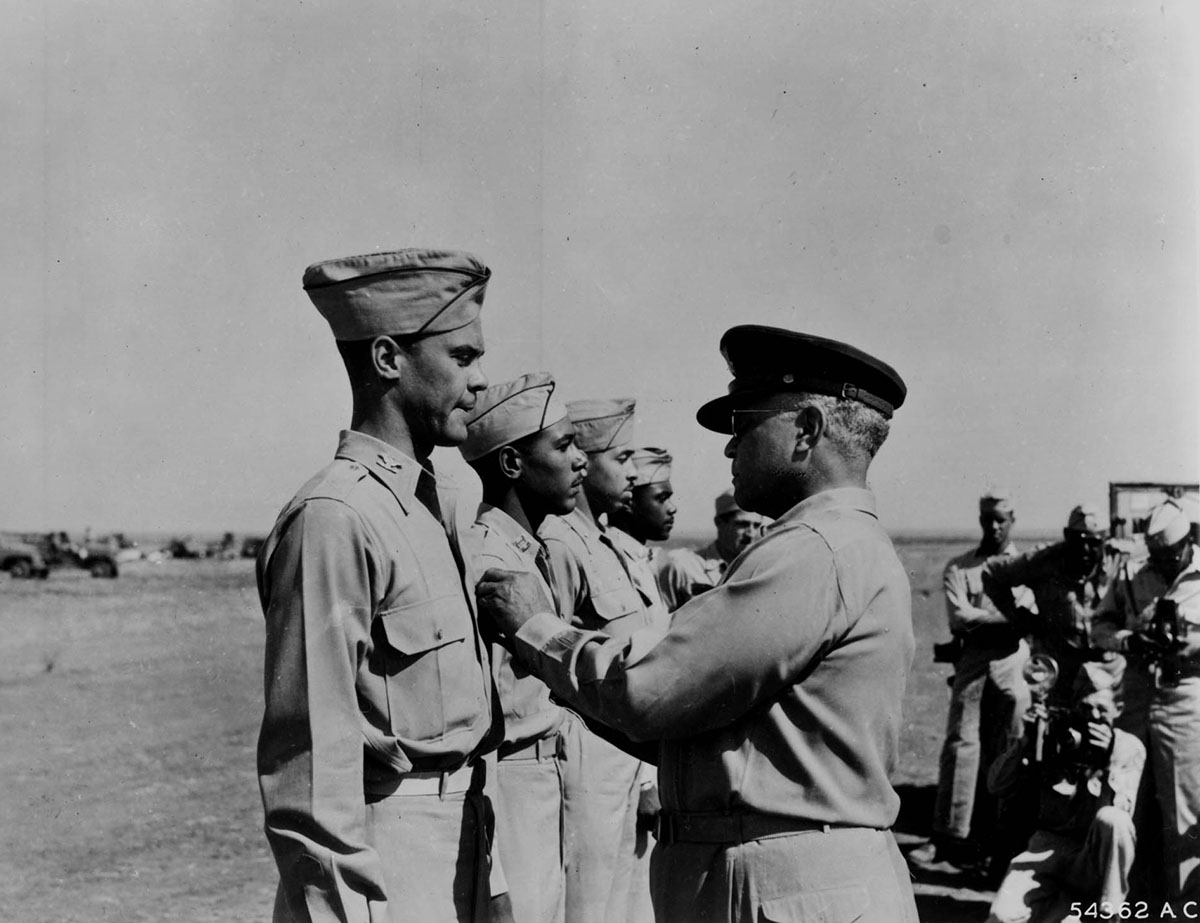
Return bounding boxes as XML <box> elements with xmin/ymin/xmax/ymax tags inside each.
<box><xmin>657</xmin><ymin>489</ymin><xmax>764</xmax><ymax>612</ymax></box>
<box><xmin>458</xmin><ymin>372</ymin><xmax>587</xmax><ymax>923</ymax></box>
<box><xmin>477</xmin><ymin>325</ymin><xmax>919</xmax><ymax>923</ymax></box>
<box><xmin>256</xmin><ymin>249</ymin><xmax>508</xmax><ymax>922</ymax></box>
<box><xmin>984</xmin><ymin>504</ymin><xmax>1124</xmax><ymax>709</ymax></box>
<box><xmin>538</xmin><ymin>398</ymin><xmax>665</xmax><ymax>923</ymax></box>
<box><xmin>928</xmin><ymin>490</ymin><xmax>1032</xmax><ymax>870</ymax></box>
<box><xmin>1092</xmin><ymin>499</ymin><xmax>1200</xmax><ymax>914</ymax></box>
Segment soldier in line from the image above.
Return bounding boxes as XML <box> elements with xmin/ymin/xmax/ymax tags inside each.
<box><xmin>458</xmin><ymin>372</ymin><xmax>589</xmax><ymax>923</ymax></box>
<box><xmin>608</xmin><ymin>447</ymin><xmax>677</xmax><ymax>583</ymax></box>
<box><xmin>927</xmin><ymin>491</ymin><xmax>1032</xmax><ymax>869</ymax></box>
<box><xmin>1092</xmin><ymin>500</ymin><xmax>1200</xmax><ymax>915</ymax></box>
<box><xmin>983</xmin><ymin>504</ymin><xmax>1124</xmax><ymax>709</ymax></box>
<box><xmin>656</xmin><ymin>490</ymin><xmax>764</xmax><ymax>612</ymax></box>
<box><xmin>478</xmin><ymin>325</ymin><xmax>919</xmax><ymax>923</ymax></box>
<box><xmin>256</xmin><ymin>249</ymin><xmax>512</xmax><ymax>922</ymax></box>
<box><xmin>539</xmin><ymin>398</ymin><xmax>666</xmax><ymax>923</ymax></box>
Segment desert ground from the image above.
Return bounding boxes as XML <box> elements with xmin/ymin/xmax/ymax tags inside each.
<box><xmin>0</xmin><ymin>537</ymin><xmax>998</xmax><ymax>922</ymax></box>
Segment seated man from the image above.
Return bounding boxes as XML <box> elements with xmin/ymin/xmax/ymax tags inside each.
<box><xmin>986</xmin><ymin>664</ymin><xmax>1145</xmax><ymax>923</ymax></box>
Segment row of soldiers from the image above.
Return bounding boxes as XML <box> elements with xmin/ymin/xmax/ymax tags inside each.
<box><xmin>921</xmin><ymin>490</ymin><xmax>1200</xmax><ymax>921</ymax></box>
<box><xmin>256</xmin><ymin>247</ymin><xmax>920</xmax><ymax>922</ymax></box>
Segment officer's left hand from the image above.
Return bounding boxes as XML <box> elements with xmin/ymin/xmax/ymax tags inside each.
<box><xmin>476</xmin><ymin>568</ymin><xmax>552</xmax><ymax>637</ymax></box>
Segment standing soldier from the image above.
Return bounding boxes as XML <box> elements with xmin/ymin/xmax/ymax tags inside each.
<box><xmin>458</xmin><ymin>372</ymin><xmax>589</xmax><ymax>923</ymax></box>
<box><xmin>609</xmin><ymin>446</ymin><xmax>677</xmax><ymax>589</ymax></box>
<box><xmin>1092</xmin><ymin>499</ymin><xmax>1200</xmax><ymax>915</ymax></box>
<box><xmin>983</xmin><ymin>504</ymin><xmax>1123</xmax><ymax>708</ymax></box>
<box><xmin>539</xmin><ymin>399</ymin><xmax>665</xmax><ymax>923</ymax></box>
<box><xmin>256</xmin><ymin>249</ymin><xmax>510</xmax><ymax>923</ymax></box>
<box><xmin>478</xmin><ymin>325</ymin><xmax>919</xmax><ymax>923</ymax></box>
<box><xmin>656</xmin><ymin>490</ymin><xmax>763</xmax><ymax>612</ymax></box>
<box><xmin>928</xmin><ymin>491</ymin><xmax>1032</xmax><ymax>869</ymax></box>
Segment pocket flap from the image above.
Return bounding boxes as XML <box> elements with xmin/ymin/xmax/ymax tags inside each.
<box><xmin>759</xmin><ymin>885</ymin><xmax>869</xmax><ymax>923</ymax></box>
<box><xmin>379</xmin><ymin>595</ymin><xmax>467</xmax><ymax>655</ymax></box>
<box><xmin>589</xmin><ymin>585</ymin><xmax>642</xmax><ymax>624</ymax></box>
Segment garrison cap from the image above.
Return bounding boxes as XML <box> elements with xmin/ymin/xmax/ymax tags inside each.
<box><xmin>695</xmin><ymin>325</ymin><xmax>906</xmax><ymax>434</ymax></box>
<box><xmin>630</xmin><ymin>447</ymin><xmax>672</xmax><ymax>487</ymax></box>
<box><xmin>1066</xmin><ymin>503</ymin><xmax>1105</xmax><ymax>536</ymax></box>
<box><xmin>459</xmin><ymin>372</ymin><xmax>568</xmax><ymax>462</ymax></box>
<box><xmin>980</xmin><ymin>489</ymin><xmax>1015</xmax><ymax>516</ymax></box>
<box><xmin>1147</xmin><ymin>500</ymin><xmax>1191</xmax><ymax>547</ymax></box>
<box><xmin>714</xmin><ymin>489</ymin><xmax>761</xmax><ymax>522</ymax></box>
<box><xmin>568</xmin><ymin>398</ymin><xmax>637</xmax><ymax>452</ymax></box>
<box><xmin>303</xmin><ymin>248</ymin><xmax>490</xmax><ymax>341</ymax></box>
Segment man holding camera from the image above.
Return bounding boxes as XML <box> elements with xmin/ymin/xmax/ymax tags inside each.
<box><xmin>984</xmin><ymin>664</ymin><xmax>1145</xmax><ymax>923</ymax></box>
<box><xmin>1092</xmin><ymin>499</ymin><xmax>1200</xmax><ymax>914</ymax></box>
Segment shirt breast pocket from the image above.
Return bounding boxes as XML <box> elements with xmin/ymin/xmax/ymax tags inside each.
<box><xmin>377</xmin><ymin>594</ymin><xmax>475</xmax><ymax>742</ymax></box>
<box><xmin>587</xmin><ymin>584</ymin><xmax>644</xmax><ymax>635</ymax></box>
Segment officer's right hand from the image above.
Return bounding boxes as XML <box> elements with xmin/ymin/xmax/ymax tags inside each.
<box><xmin>476</xmin><ymin>568</ymin><xmax>553</xmax><ymax>637</ymax></box>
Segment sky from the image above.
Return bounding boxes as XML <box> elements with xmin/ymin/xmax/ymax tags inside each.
<box><xmin>2</xmin><ymin>0</ymin><xmax>1197</xmax><ymax>540</ymax></box>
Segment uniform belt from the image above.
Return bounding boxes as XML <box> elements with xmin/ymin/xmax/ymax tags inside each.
<box><xmin>364</xmin><ymin>761</ymin><xmax>482</xmax><ymax>799</ymax></box>
<box><xmin>654</xmin><ymin>812</ymin><xmax>871</xmax><ymax>846</ymax></box>
<box><xmin>498</xmin><ymin>734</ymin><xmax>558</xmax><ymax>761</ymax></box>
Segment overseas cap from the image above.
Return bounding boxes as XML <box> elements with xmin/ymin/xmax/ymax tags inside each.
<box><xmin>696</xmin><ymin>325</ymin><xmax>906</xmax><ymax>434</ymax></box>
<box><xmin>568</xmin><ymin>398</ymin><xmax>637</xmax><ymax>452</ymax></box>
<box><xmin>715</xmin><ymin>489</ymin><xmax>761</xmax><ymax>521</ymax></box>
<box><xmin>1066</xmin><ymin>503</ymin><xmax>1105</xmax><ymax>536</ymax></box>
<box><xmin>303</xmin><ymin>248</ymin><xmax>490</xmax><ymax>341</ymax></box>
<box><xmin>1072</xmin><ymin>661</ymin><xmax>1117</xmax><ymax>699</ymax></box>
<box><xmin>1147</xmin><ymin>500</ymin><xmax>1191</xmax><ymax>547</ymax></box>
<box><xmin>630</xmin><ymin>447</ymin><xmax>673</xmax><ymax>487</ymax></box>
<box><xmin>459</xmin><ymin>372</ymin><xmax>568</xmax><ymax>462</ymax></box>
<box><xmin>980</xmin><ymin>489</ymin><xmax>1015</xmax><ymax>515</ymax></box>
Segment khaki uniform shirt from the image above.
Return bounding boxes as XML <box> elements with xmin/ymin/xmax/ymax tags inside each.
<box><xmin>257</xmin><ymin>430</ymin><xmax>500</xmax><ymax>921</ymax></box>
<box><xmin>1093</xmin><ymin>547</ymin><xmax>1200</xmax><ymax>670</ymax></box>
<box><xmin>468</xmin><ymin>505</ymin><xmax>566</xmax><ymax>752</ymax></box>
<box><xmin>943</xmin><ymin>541</ymin><xmax>1029</xmax><ymax>650</ymax></box>
<box><xmin>539</xmin><ymin>509</ymin><xmax>667</xmax><ymax>641</ymax></box>
<box><xmin>606</xmin><ymin>526</ymin><xmax>671</xmax><ymax>628</ymax></box>
<box><xmin>656</xmin><ymin>541</ymin><xmax>728</xmax><ymax>612</ymax></box>
<box><xmin>515</xmin><ymin>488</ymin><xmax>915</xmax><ymax>828</ymax></box>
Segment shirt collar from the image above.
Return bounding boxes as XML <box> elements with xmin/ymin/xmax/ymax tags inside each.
<box><xmin>334</xmin><ymin>429</ymin><xmax>426</xmax><ymax>513</ymax></box>
<box><xmin>476</xmin><ymin>503</ymin><xmax>544</xmax><ymax>563</ymax></box>
<box><xmin>765</xmin><ymin>486</ymin><xmax>878</xmax><ymax>534</ymax></box>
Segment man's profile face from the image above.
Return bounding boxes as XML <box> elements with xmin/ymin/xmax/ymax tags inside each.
<box><xmin>584</xmin><ymin>445</ymin><xmax>636</xmax><ymax>516</ymax></box>
<box><xmin>723</xmin><ymin>398</ymin><xmax>801</xmax><ymax>518</ymax></box>
<box><xmin>628</xmin><ymin>482</ymin><xmax>676</xmax><ymax>542</ymax></box>
<box><xmin>979</xmin><ymin>508</ymin><xmax>1015</xmax><ymax>552</ymax></box>
<box><xmin>715</xmin><ymin>512</ymin><xmax>761</xmax><ymax>560</ymax></box>
<box><xmin>1075</xmin><ymin>689</ymin><xmax>1116</xmax><ymax>727</ymax></box>
<box><xmin>396</xmin><ymin>319</ymin><xmax>487</xmax><ymax>447</ymax></box>
<box><xmin>515</xmin><ymin>418</ymin><xmax>588</xmax><ymax>518</ymax></box>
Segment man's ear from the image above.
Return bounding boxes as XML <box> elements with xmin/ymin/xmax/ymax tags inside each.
<box><xmin>794</xmin><ymin>404</ymin><xmax>825</xmax><ymax>454</ymax></box>
<box><xmin>370</xmin><ymin>335</ymin><xmax>405</xmax><ymax>382</ymax></box>
<box><xmin>497</xmin><ymin>445</ymin><xmax>523</xmax><ymax>481</ymax></box>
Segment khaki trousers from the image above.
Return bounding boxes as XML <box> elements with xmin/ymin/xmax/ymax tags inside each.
<box><xmin>496</xmin><ymin>739</ymin><xmax>565</xmax><ymax>923</ymax></box>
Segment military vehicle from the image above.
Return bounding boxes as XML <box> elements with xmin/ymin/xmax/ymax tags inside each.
<box><xmin>0</xmin><ymin>533</ymin><xmax>50</xmax><ymax>579</ymax></box>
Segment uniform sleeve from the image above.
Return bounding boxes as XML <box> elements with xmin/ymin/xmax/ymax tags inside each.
<box><xmin>655</xmin><ymin>553</ymin><xmax>690</xmax><ymax>612</ymax></box>
<box><xmin>257</xmin><ymin>501</ymin><xmax>387</xmax><ymax>923</ymax></box>
<box><xmin>944</xmin><ymin>560</ymin><xmax>1005</xmax><ymax>632</ymax></box>
<box><xmin>1106</xmin><ymin>733</ymin><xmax>1146</xmax><ymax>815</ymax></box>
<box><xmin>511</xmin><ymin>529</ymin><xmax>842</xmax><ymax>742</ymax></box>
<box><xmin>542</xmin><ymin>534</ymin><xmax>584</xmax><ymax>625</ymax></box>
<box><xmin>1091</xmin><ymin>566</ymin><xmax>1132</xmax><ymax>652</ymax></box>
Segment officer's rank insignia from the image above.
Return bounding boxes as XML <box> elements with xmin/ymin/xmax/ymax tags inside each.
<box><xmin>513</xmin><ymin>534</ymin><xmax>533</xmax><ymax>554</ymax></box>
<box><xmin>376</xmin><ymin>454</ymin><xmax>403</xmax><ymax>473</ymax></box>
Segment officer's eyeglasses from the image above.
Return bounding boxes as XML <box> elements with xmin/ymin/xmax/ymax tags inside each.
<box><xmin>730</xmin><ymin>408</ymin><xmax>792</xmax><ymax>438</ymax></box>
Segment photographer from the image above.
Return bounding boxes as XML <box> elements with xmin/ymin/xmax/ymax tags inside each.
<box><xmin>985</xmin><ymin>664</ymin><xmax>1145</xmax><ymax>923</ymax></box>
<box><xmin>1092</xmin><ymin>499</ymin><xmax>1200</xmax><ymax>914</ymax></box>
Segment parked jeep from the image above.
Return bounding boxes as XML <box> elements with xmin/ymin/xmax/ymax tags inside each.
<box><xmin>0</xmin><ymin>534</ymin><xmax>50</xmax><ymax>579</ymax></box>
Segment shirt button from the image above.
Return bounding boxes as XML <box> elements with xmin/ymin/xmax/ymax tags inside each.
<box><xmin>435</xmin><ymin>627</ymin><xmax>444</xmax><ymax>640</ymax></box>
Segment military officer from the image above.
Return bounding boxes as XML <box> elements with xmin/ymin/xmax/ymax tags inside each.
<box><xmin>256</xmin><ymin>249</ymin><xmax>509</xmax><ymax>923</ymax></box>
<box><xmin>539</xmin><ymin>398</ymin><xmax>666</xmax><ymax>923</ymax></box>
<box><xmin>657</xmin><ymin>490</ymin><xmax>764</xmax><ymax>612</ymax></box>
<box><xmin>1092</xmin><ymin>499</ymin><xmax>1200</xmax><ymax>914</ymax></box>
<box><xmin>478</xmin><ymin>325</ymin><xmax>919</xmax><ymax>923</ymax></box>
<box><xmin>458</xmin><ymin>372</ymin><xmax>589</xmax><ymax>923</ymax></box>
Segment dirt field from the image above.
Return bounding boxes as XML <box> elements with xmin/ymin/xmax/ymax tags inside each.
<box><xmin>0</xmin><ymin>538</ymin><xmax>995</xmax><ymax>922</ymax></box>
